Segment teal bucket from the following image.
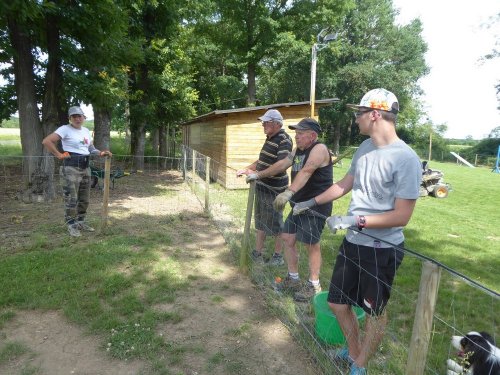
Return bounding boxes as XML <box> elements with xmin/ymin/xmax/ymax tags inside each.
<box><xmin>313</xmin><ymin>291</ymin><xmax>366</xmax><ymax>345</ymax></box>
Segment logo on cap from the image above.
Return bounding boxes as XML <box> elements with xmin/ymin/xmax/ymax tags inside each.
<box><xmin>347</xmin><ymin>88</ymin><xmax>399</xmax><ymax>113</ymax></box>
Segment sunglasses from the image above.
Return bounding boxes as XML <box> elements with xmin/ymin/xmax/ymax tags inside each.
<box><xmin>354</xmin><ymin>109</ymin><xmax>373</xmax><ymax>118</ymax></box>
<box><xmin>261</xmin><ymin>121</ymin><xmax>276</xmax><ymax>126</ymax></box>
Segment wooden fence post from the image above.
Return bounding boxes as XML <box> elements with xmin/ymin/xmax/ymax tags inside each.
<box><xmin>406</xmin><ymin>261</ymin><xmax>441</xmax><ymax>375</ymax></box>
<box><xmin>192</xmin><ymin>149</ymin><xmax>196</xmax><ymax>189</ymax></box>
<box><xmin>101</xmin><ymin>156</ymin><xmax>111</xmax><ymax>229</ymax></box>
<box><xmin>204</xmin><ymin>156</ymin><xmax>210</xmax><ymax>213</ymax></box>
<box><xmin>182</xmin><ymin>147</ymin><xmax>186</xmax><ymax>180</ymax></box>
<box><xmin>240</xmin><ymin>181</ymin><xmax>256</xmax><ymax>273</ymax></box>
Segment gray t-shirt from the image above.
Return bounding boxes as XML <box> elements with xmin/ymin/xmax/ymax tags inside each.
<box><xmin>345</xmin><ymin>138</ymin><xmax>421</xmax><ymax>247</ymax></box>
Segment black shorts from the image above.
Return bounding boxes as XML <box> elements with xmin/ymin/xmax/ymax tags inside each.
<box><xmin>327</xmin><ymin>238</ymin><xmax>404</xmax><ymax>316</ymax></box>
<box><xmin>254</xmin><ymin>187</ymin><xmax>283</xmax><ymax>235</ymax></box>
<box><xmin>282</xmin><ymin>211</ymin><xmax>326</xmax><ymax>245</ymax></box>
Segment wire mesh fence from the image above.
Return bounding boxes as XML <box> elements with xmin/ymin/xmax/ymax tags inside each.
<box><xmin>1</xmin><ymin>149</ymin><xmax>499</xmax><ymax>375</ymax></box>
<box><xmin>181</xmin><ymin>145</ymin><xmax>500</xmax><ymax>375</ymax></box>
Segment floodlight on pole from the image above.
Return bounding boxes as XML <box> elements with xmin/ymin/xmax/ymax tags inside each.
<box><xmin>310</xmin><ymin>29</ymin><xmax>338</xmax><ymax>118</ymax></box>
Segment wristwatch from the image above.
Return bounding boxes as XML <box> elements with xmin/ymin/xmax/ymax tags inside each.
<box><xmin>357</xmin><ymin>215</ymin><xmax>366</xmax><ymax>230</ymax></box>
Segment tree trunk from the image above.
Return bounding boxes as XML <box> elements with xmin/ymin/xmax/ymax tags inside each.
<box><xmin>8</xmin><ymin>16</ymin><xmax>44</xmax><ymax>186</ymax></box>
<box><xmin>40</xmin><ymin>15</ymin><xmax>65</xmax><ymax>201</ymax></box>
<box><xmin>159</xmin><ymin>124</ymin><xmax>166</xmax><ymax>157</ymax></box>
<box><xmin>150</xmin><ymin>127</ymin><xmax>159</xmax><ymax>155</ymax></box>
<box><xmin>332</xmin><ymin>123</ymin><xmax>341</xmax><ymax>155</ymax></box>
<box><xmin>247</xmin><ymin>62</ymin><xmax>256</xmax><ymax>106</ymax></box>
<box><xmin>132</xmin><ymin>122</ymin><xmax>146</xmax><ymax>171</ymax></box>
<box><xmin>93</xmin><ymin>104</ymin><xmax>111</xmax><ymax>150</ymax></box>
<box><xmin>159</xmin><ymin>124</ymin><xmax>168</xmax><ymax>168</ymax></box>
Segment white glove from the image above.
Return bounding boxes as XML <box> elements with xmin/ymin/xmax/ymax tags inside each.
<box><xmin>326</xmin><ymin>215</ymin><xmax>357</xmax><ymax>233</ymax></box>
<box><xmin>245</xmin><ymin>173</ymin><xmax>259</xmax><ymax>183</ymax></box>
<box><xmin>273</xmin><ymin>189</ymin><xmax>294</xmax><ymax>211</ymax></box>
<box><xmin>292</xmin><ymin>198</ymin><xmax>317</xmax><ymax>215</ymax></box>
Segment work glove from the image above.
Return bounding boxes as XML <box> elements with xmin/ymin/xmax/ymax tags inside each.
<box><xmin>273</xmin><ymin>189</ymin><xmax>294</xmax><ymax>211</ymax></box>
<box><xmin>245</xmin><ymin>173</ymin><xmax>259</xmax><ymax>183</ymax></box>
<box><xmin>326</xmin><ymin>215</ymin><xmax>357</xmax><ymax>233</ymax></box>
<box><xmin>292</xmin><ymin>198</ymin><xmax>317</xmax><ymax>215</ymax></box>
<box><xmin>58</xmin><ymin>151</ymin><xmax>70</xmax><ymax>160</ymax></box>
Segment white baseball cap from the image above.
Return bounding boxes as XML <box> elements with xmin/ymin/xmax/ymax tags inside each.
<box><xmin>347</xmin><ymin>88</ymin><xmax>399</xmax><ymax>113</ymax></box>
<box><xmin>68</xmin><ymin>106</ymin><xmax>85</xmax><ymax>117</ymax></box>
<box><xmin>258</xmin><ymin>109</ymin><xmax>283</xmax><ymax>123</ymax></box>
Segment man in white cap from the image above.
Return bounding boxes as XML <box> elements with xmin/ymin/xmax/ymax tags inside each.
<box><xmin>294</xmin><ymin>89</ymin><xmax>421</xmax><ymax>375</ymax></box>
<box><xmin>43</xmin><ymin>105</ymin><xmax>112</xmax><ymax>237</ymax></box>
<box><xmin>237</xmin><ymin>109</ymin><xmax>293</xmax><ymax>265</ymax></box>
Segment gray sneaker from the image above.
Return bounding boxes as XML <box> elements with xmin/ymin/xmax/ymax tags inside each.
<box><xmin>68</xmin><ymin>224</ymin><xmax>82</xmax><ymax>237</ymax></box>
<box><xmin>278</xmin><ymin>275</ymin><xmax>301</xmax><ymax>293</ymax></box>
<box><xmin>251</xmin><ymin>249</ymin><xmax>264</xmax><ymax>264</ymax></box>
<box><xmin>268</xmin><ymin>253</ymin><xmax>284</xmax><ymax>266</ymax></box>
<box><xmin>294</xmin><ymin>281</ymin><xmax>321</xmax><ymax>302</ymax></box>
<box><xmin>78</xmin><ymin>221</ymin><xmax>95</xmax><ymax>232</ymax></box>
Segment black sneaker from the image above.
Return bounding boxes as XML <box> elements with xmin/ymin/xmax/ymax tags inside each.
<box><xmin>278</xmin><ymin>275</ymin><xmax>301</xmax><ymax>293</ymax></box>
<box><xmin>251</xmin><ymin>249</ymin><xmax>264</xmax><ymax>264</ymax></box>
<box><xmin>268</xmin><ymin>253</ymin><xmax>284</xmax><ymax>266</ymax></box>
<box><xmin>294</xmin><ymin>281</ymin><xmax>321</xmax><ymax>302</ymax></box>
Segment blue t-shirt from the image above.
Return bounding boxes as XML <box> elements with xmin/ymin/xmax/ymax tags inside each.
<box><xmin>346</xmin><ymin>138</ymin><xmax>421</xmax><ymax>247</ymax></box>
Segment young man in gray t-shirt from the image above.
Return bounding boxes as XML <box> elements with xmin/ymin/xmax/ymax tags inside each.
<box><xmin>293</xmin><ymin>88</ymin><xmax>421</xmax><ymax>375</ymax></box>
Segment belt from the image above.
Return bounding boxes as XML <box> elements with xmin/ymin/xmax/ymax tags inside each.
<box><xmin>63</xmin><ymin>152</ymin><xmax>90</xmax><ymax>168</ymax></box>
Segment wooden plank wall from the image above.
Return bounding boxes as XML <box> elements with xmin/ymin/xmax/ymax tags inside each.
<box><xmin>183</xmin><ymin>104</ymin><xmax>318</xmax><ymax>189</ymax></box>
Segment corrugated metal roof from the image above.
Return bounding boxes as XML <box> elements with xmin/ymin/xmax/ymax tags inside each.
<box><xmin>181</xmin><ymin>98</ymin><xmax>339</xmax><ymax>126</ymax></box>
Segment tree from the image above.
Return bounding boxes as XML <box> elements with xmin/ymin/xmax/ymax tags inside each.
<box><xmin>316</xmin><ymin>0</ymin><xmax>428</xmax><ymax>151</ymax></box>
<box><xmin>199</xmin><ymin>0</ymin><xmax>352</xmax><ymax>106</ymax></box>
<box><xmin>489</xmin><ymin>126</ymin><xmax>500</xmax><ymax>138</ymax></box>
<box><xmin>1</xmin><ymin>2</ymin><xmax>45</xmax><ymax>183</ymax></box>
<box><xmin>127</xmin><ymin>0</ymin><xmax>195</xmax><ymax>169</ymax></box>
<box><xmin>481</xmin><ymin>12</ymin><xmax>500</xmax><ymax>110</ymax></box>
<box><xmin>1</xmin><ymin>1</ymin><xmax>131</xmax><ymax>199</ymax></box>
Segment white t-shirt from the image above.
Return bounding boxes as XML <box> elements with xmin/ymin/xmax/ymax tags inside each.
<box><xmin>346</xmin><ymin>138</ymin><xmax>421</xmax><ymax>247</ymax></box>
<box><xmin>55</xmin><ymin>124</ymin><xmax>93</xmax><ymax>155</ymax></box>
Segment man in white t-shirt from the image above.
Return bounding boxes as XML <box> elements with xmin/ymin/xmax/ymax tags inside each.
<box><xmin>42</xmin><ymin>106</ymin><xmax>112</xmax><ymax>237</ymax></box>
<box><xmin>293</xmin><ymin>89</ymin><xmax>421</xmax><ymax>375</ymax></box>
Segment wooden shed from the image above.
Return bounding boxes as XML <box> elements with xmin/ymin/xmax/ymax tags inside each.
<box><xmin>182</xmin><ymin>99</ymin><xmax>338</xmax><ymax>189</ymax></box>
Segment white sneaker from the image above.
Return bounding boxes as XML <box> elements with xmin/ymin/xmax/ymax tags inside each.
<box><xmin>68</xmin><ymin>224</ymin><xmax>82</xmax><ymax>237</ymax></box>
<box><xmin>78</xmin><ymin>221</ymin><xmax>95</xmax><ymax>232</ymax></box>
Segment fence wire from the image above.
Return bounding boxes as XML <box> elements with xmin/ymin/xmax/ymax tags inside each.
<box><xmin>2</xmin><ymin>150</ymin><xmax>499</xmax><ymax>375</ymax></box>
<box><xmin>182</xmin><ymin>146</ymin><xmax>499</xmax><ymax>375</ymax></box>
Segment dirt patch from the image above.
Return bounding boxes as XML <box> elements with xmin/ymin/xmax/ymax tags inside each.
<box><xmin>0</xmin><ymin>311</ymin><xmax>144</xmax><ymax>375</ymax></box>
<box><xmin>0</xmin><ymin>171</ymin><xmax>320</xmax><ymax>375</ymax></box>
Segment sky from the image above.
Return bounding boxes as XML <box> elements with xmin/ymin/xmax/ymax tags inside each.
<box><xmin>392</xmin><ymin>0</ymin><xmax>500</xmax><ymax>139</ymax></box>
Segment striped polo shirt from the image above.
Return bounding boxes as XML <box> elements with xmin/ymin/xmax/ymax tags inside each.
<box><xmin>256</xmin><ymin>129</ymin><xmax>293</xmax><ymax>191</ymax></box>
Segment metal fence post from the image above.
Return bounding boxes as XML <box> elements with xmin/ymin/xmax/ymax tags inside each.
<box><xmin>240</xmin><ymin>181</ymin><xmax>256</xmax><ymax>273</ymax></box>
<box><xmin>406</xmin><ymin>261</ymin><xmax>441</xmax><ymax>375</ymax></box>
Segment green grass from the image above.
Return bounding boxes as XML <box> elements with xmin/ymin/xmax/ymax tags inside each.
<box><xmin>207</xmin><ymin>160</ymin><xmax>500</xmax><ymax>374</ymax></box>
<box><xmin>0</xmin><ymin>129</ymin><xmax>178</xmax><ymax>158</ymax></box>
<box><xmin>0</xmin><ymin>228</ymin><xmax>191</xmax><ymax>371</ymax></box>
<box><xmin>1</xmin><ymin>131</ymin><xmax>499</xmax><ymax>374</ymax></box>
